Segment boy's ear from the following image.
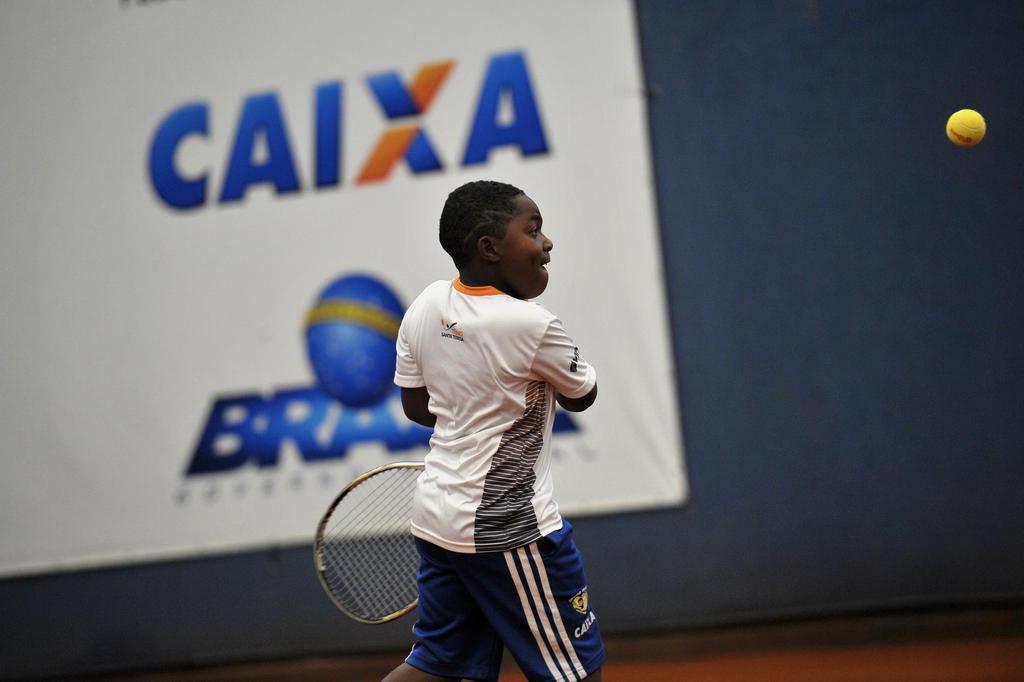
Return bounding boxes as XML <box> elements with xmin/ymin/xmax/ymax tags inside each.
<box><xmin>477</xmin><ymin>235</ymin><xmax>501</xmax><ymax>263</ymax></box>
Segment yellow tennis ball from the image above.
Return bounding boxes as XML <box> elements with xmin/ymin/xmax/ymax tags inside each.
<box><xmin>946</xmin><ymin>109</ymin><xmax>986</xmax><ymax>147</ymax></box>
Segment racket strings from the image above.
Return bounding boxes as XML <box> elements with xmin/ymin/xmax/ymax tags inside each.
<box><xmin>328</xmin><ymin>473</ymin><xmax>410</xmax><ymax>537</ymax></box>
<box><xmin>321</xmin><ymin>528</ymin><xmax>416</xmax><ymax>607</ymax></box>
<box><xmin>321</xmin><ymin>536</ymin><xmax>418</xmax><ymax>618</ymax></box>
<box><xmin>323</xmin><ymin>528</ymin><xmax>411</xmax><ymax>616</ymax></box>
<box><xmin>318</xmin><ymin>466</ymin><xmax>422</xmax><ymax>622</ymax></box>
<box><xmin>323</xmin><ymin>535</ymin><xmax>417</xmax><ymax>617</ymax></box>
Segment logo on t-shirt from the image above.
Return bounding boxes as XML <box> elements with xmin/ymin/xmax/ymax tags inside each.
<box><xmin>570</xmin><ymin>346</ymin><xmax>580</xmax><ymax>373</ymax></box>
<box><xmin>440</xmin><ymin>318</ymin><xmax>465</xmax><ymax>342</ymax></box>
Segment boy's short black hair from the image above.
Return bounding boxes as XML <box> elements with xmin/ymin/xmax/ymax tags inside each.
<box><xmin>439</xmin><ymin>180</ymin><xmax>524</xmax><ymax>269</ymax></box>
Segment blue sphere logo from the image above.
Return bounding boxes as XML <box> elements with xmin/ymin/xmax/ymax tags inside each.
<box><xmin>304</xmin><ymin>274</ymin><xmax>405</xmax><ymax>408</ymax></box>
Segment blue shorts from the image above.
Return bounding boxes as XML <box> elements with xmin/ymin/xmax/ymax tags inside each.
<box><xmin>405</xmin><ymin>521</ymin><xmax>604</xmax><ymax>682</ymax></box>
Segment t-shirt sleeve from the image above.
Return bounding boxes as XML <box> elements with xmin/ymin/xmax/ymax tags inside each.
<box><xmin>394</xmin><ymin>313</ymin><xmax>425</xmax><ymax>388</ymax></box>
<box><xmin>531</xmin><ymin>317</ymin><xmax>597</xmax><ymax>399</ymax></box>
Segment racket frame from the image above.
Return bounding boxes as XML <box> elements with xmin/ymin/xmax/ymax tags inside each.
<box><xmin>313</xmin><ymin>461</ymin><xmax>425</xmax><ymax>624</ymax></box>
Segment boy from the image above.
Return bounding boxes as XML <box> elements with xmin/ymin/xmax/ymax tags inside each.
<box><xmin>384</xmin><ymin>181</ymin><xmax>603</xmax><ymax>682</ymax></box>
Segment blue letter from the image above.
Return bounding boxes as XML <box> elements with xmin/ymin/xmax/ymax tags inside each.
<box><xmin>365</xmin><ymin>72</ymin><xmax>419</xmax><ymax>118</ymax></box>
<box><xmin>186</xmin><ymin>394</ymin><xmax>270</xmax><ymax>475</ymax></box>
<box><xmin>263</xmin><ymin>387</ymin><xmax>336</xmax><ymax>463</ymax></box>
<box><xmin>148</xmin><ymin>102</ymin><xmax>208</xmax><ymax>209</ymax></box>
<box><xmin>315</xmin><ymin>81</ymin><xmax>342</xmax><ymax>188</ymax></box>
<box><xmin>462</xmin><ymin>52</ymin><xmax>549</xmax><ymax>166</ymax></box>
<box><xmin>220</xmin><ymin>92</ymin><xmax>301</xmax><ymax>203</ymax></box>
<box><xmin>404</xmin><ymin>130</ymin><xmax>443</xmax><ymax>174</ymax></box>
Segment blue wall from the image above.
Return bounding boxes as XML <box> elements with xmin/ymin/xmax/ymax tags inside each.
<box><xmin>628</xmin><ymin>0</ymin><xmax>1024</xmax><ymax>622</ymax></box>
<box><xmin>2</xmin><ymin>1</ymin><xmax>1023</xmax><ymax>677</ymax></box>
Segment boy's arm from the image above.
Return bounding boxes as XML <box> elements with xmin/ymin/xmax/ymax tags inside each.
<box><xmin>400</xmin><ymin>386</ymin><xmax>437</xmax><ymax>427</ymax></box>
<box><xmin>532</xmin><ymin>317</ymin><xmax>598</xmax><ymax>412</ymax></box>
<box><xmin>556</xmin><ymin>383</ymin><xmax>597</xmax><ymax>412</ymax></box>
<box><xmin>394</xmin><ymin>295</ymin><xmax>434</xmax><ymax>427</ymax></box>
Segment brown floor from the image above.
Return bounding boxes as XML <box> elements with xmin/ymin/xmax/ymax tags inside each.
<box><xmin>108</xmin><ymin>606</ymin><xmax>1024</xmax><ymax>682</ymax></box>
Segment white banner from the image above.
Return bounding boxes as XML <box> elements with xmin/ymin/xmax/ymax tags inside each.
<box><xmin>0</xmin><ymin>0</ymin><xmax>686</xmax><ymax>577</ymax></box>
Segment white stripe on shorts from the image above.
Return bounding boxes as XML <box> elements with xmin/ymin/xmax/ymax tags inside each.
<box><xmin>504</xmin><ymin>549</ymin><xmax>566</xmax><ymax>681</ymax></box>
<box><xmin>516</xmin><ymin>545</ymin><xmax>579</xmax><ymax>681</ymax></box>
<box><xmin>528</xmin><ymin>543</ymin><xmax>587</xmax><ymax>678</ymax></box>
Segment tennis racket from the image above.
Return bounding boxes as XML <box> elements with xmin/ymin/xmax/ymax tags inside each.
<box><xmin>314</xmin><ymin>461</ymin><xmax>424</xmax><ymax>624</ymax></box>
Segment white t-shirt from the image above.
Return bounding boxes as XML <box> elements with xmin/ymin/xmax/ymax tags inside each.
<box><xmin>394</xmin><ymin>278</ymin><xmax>597</xmax><ymax>553</ymax></box>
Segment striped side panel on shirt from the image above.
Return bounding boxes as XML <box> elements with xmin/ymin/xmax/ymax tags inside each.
<box><xmin>474</xmin><ymin>381</ymin><xmax>547</xmax><ymax>552</ymax></box>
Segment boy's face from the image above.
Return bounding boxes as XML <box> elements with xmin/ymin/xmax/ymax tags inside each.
<box><xmin>495</xmin><ymin>194</ymin><xmax>552</xmax><ymax>300</ymax></box>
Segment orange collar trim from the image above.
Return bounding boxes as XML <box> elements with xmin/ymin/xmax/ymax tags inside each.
<box><xmin>453</xmin><ymin>277</ymin><xmax>505</xmax><ymax>297</ymax></box>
